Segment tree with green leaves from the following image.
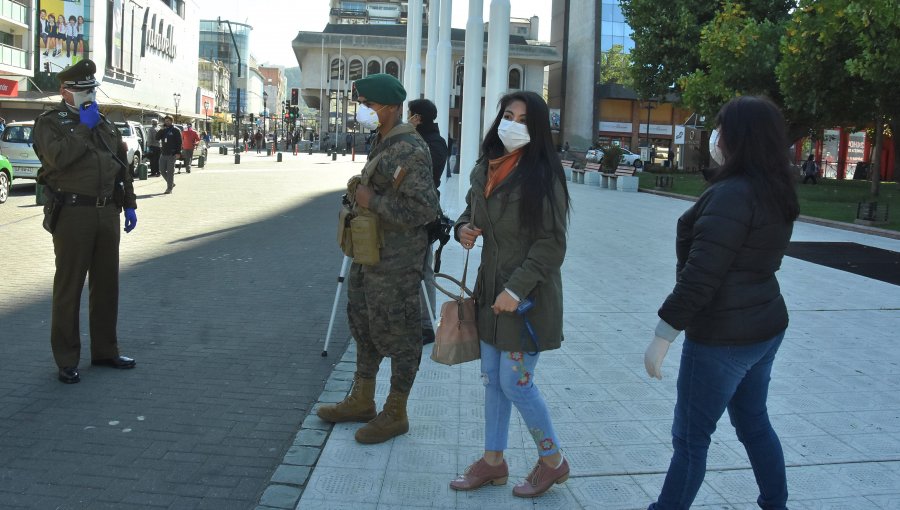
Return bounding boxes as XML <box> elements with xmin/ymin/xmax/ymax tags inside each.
<box><xmin>778</xmin><ymin>0</ymin><xmax>900</xmax><ymax>196</ymax></box>
<box><xmin>599</xmin><ymin>44</ymin><xmax>634</xmax><ymax>88</ymax></box>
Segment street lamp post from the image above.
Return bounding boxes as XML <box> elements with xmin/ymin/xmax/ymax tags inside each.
<box><xmin>203</xmin><ymin>100</ymin><xmax>210</xmax><ymax>135</ymax></box>
<box><xmin>643</xmin><ymin>99</ymin><xmax>656</xmax><ymax>164</ymax></box>
<box><xmin>173</xmin><ymin>93</ymin><xmax>181</xmax><ymax>123</ymax></box>
<box><xmin>263</xmin><ymin>91</ymin><xmax>268</xmax><ymax>151</ymax></box>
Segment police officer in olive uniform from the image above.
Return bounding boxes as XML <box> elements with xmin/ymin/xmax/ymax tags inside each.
<box><xmin>33</xmin><ymin>59</ymin><xmax>138</xmax><ymax>384</ymax></box>
<box><xmin>317</xmin><ymin>74</ymin><xmax>441</xmax><ymax>444</ymax></box>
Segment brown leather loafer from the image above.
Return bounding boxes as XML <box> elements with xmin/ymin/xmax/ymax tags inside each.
<box><xmin>91</xmin><ymin>356</ymin><xmax>136</xmax><ymax>369</ymax></box>
<box><xmin>450</xmin><ymin>458</ymin><xmax>509</xmax><ymax>491</ymax></box>
<box><xmin>512</xmin><ymin>457</ymin><xmax>569</xmax><ymax>498</ymax></box>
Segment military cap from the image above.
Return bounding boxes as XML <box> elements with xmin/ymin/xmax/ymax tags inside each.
<box><xmin>58</xmin><ymin>59</ymin><xmax>99</xmax><ymax>89</ymax></box>
<box><xmin>353</xmin><ymin>73</ymin><xmax>406</xmax><ymax>105</ymax></box>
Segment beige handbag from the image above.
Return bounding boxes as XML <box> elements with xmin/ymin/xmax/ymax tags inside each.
<box><xmin>432</xmin><ymin>250</ymin><xmax>480</xmax><ymax>365</ymax></box>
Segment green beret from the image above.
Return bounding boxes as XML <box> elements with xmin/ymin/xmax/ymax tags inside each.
<box><xmin>58</xmin><ymin>59</ymin><xmax>99</xmax><ymax>88</ymax></box>
<box><xmin>353</xmin><ymin>73</ymin><xmax>406</xmax><ymax>105</ymax></box>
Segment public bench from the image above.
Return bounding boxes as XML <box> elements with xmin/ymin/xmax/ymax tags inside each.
<box><xmin>584</xmin><ymin>162</ymin><xmax>603</xmax><ymax>186</ymax></box>
<box><xmin>601</xmin><ymin>164</ymin><xmax>638</xmax><ymax>191</ymax></box>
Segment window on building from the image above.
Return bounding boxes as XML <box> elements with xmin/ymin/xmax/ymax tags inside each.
<box><xmin>349</xmin><ymin>59</ymin><xmax>363</xmax><ymax>81</ymax></box>
<box><xmin>367</xmin><ymin>60</ymin><xmax>381</xmax><ymax>75</ymax></box>
<box><xmin>385</xmin><ymin>61</ymin><xmax>400</xmax><ymax>78</ymax></box>
<box><xmin>456</xmin><ymin>64</ymin><xmax>463</xmax><ymax>86</ymax></box>
<box><xmin>330</xmin><ymin>58</ymin><xmax>345</xmax><ymax>80</ymax></box>
<box><xmin>508</xmin><ymin>68</ymin><xmax>521</xmax><ymax>89</ymax></box>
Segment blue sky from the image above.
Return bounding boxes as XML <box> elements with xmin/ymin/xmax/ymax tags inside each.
<box><xmin>195</xmin><ymin>0</ymin><xmax>552</xmax><ymax>67</ymax></box>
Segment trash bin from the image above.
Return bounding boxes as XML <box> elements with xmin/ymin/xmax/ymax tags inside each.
<box><xmin>223</xmin><ymin>147</ymin><xmax>229</xmax><ymax>155</ymax></box>
<box><xmin>138</xmin><ymin>163</ymin><xmax>148</xmax><ymax>180</ymax></box>
<box><xmin>277</xmin><ymin>153</ymin><xmax>283</xmax><ymax>162</ymax></box>
<box><xmin>197</xmin><ymin>156</ymin><xmax>205</xmax><ymax>169</ymax></box>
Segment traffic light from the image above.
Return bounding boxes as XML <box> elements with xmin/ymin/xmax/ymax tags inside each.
<box><xmin>290</xmin><ymin>88</ymin><xmax>299</xmax><ymax>106</ymax></box>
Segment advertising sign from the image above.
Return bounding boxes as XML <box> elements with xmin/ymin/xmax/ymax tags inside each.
<box><xmin>549</xmin><ymin>109</ymin><xmax>560</xmax><ymax>131</ymax></box>
<box><xmin>0</xmin><ymin>78</ymin><xmax>19</xmax><ymax>97</ymax></box>
<box><xmin>38</xmin><ymin>0</ymin><xmax>90</xmax><ymax>71</ymax></box>
<box><xmin>674</xmin><ymin>125</ymin><xmax>685</xmax><ymax>145</ymax></box>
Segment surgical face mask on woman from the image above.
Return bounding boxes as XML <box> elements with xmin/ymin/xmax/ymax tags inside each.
<box><xmin>497</xmin><ymin>118</ymin><xmax>530</xmax><ymax>153</ymax></box>
<box><xmin>709</xmin><ymin>128</ymin><xmax>725</xmax><ymax>165</ymax></box>
<box><xmin>356</xmin><ymin>104</ymin><xmax>382</xmax><ymax>130</ymax></box>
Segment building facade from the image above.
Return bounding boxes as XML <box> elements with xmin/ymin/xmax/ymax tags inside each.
<box><xmin>0</xmin><ymin>0</ymin><xmax>35</xmax><ymax>84</ymax></box>
<box><xmin>199</xmin><ymin>19</ymin><xmax>251</xmax><ymax>116</ymax></box>
<box><xmin>292</xmin><ymin>22</ymin><xmax>558</xmax><ymax>143</ymax></box>
<box><xmin>329</xmin><ymin>0</ymin><xmax>424</xmax><ymax>25</ymax></box>
<box><xmin>2</xmin><ymin>0</ymin><xmax>201</xmax><ymax>123</ymax></box>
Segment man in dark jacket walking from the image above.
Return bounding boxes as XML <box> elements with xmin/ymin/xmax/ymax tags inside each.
<box><xmin>155</xmin><ymin>115</ymin><xmax>181</xmax><ymax>194</ymax></box>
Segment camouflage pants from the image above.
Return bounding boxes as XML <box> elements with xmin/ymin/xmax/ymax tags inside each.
<box><xmin>347</xmin><ymin>263</ymin><xmax>423</xmax><ymax>394</ymax></box>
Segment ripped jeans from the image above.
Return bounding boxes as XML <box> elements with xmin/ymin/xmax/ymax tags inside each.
<box><xmin>481</xmin><ymin>341</ymin><xmax>561</xmax><ymax>457</ymax></box>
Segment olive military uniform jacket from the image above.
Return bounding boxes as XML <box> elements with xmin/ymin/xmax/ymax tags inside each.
<box><xmin>358</xmin><ymin>123</ymin><xmax>441</xmax><ymax>272</ymax></box>
<box><xmin>33</xmin><ymin>101</ymin><xmax>136</xmax><ymax>210</ymax></box>
<box><xmin>656</xmin><ymin>176</ymin><xmax>792</xmax><ymax>346</ymax></box>
<box><xmin>455</xmin><ymin>158</ymin><xmax>568</xmax><ymax>353</ymax></box>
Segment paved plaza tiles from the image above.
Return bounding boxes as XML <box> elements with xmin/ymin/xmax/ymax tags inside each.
<box><xmin>274</xmin><ymin>173</ymin><xmax>900</xmax><ymax>509</ymax></box>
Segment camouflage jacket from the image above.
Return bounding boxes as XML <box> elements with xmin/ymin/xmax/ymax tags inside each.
<box><xmin>357</xmin><ymin>123</ymin><xmax>440</xmax><ymax>272</ymax></box>
<box><xmin>33</xmin><ymin>101</ymin><xmax>136</xmax><ymax>209</ymax></box>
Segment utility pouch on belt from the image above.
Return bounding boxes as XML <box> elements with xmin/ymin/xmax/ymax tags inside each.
<box><xmin>349</xmin><ymin>212</ymin><xmax>381</xmax><ymax>265</ymax></box>
<box><xmin>338</xmin><ymin>205</ymin><xmax>354</xmax><ymax>257</ymax></box>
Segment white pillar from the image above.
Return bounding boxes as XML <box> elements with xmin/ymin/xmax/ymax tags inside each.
<box><xmin>404</xmin><ymin>0</ymin><xmax>424</xmax><ymax>114</ymax></box>
<box><xmin>434</xmin><ymin>0</ymin><xmax>453</xmax><ymax>149</ymax></box>
<box><xmin>483</xmin><ymin>0</ymin><xmax>510</xmax><ymax>134</ymax></box>
<box><xmin>458</xmin><ymin>0</ymin><xmax>484</xmax><ymax>211</ymax></box>
<box><xmin>424</xmin><ymin>0</ymin><xmax>440</xmax><ymax>101</ymax></box>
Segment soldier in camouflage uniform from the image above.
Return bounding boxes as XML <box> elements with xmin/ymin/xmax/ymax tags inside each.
<box><xmin>317</xmin><ymin>73</ymin><xmax>441</xmax><ymax>444</ymax></box>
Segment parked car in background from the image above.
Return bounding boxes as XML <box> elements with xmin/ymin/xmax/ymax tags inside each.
<box><xmin>0</xmin><ymin>122</ymin><xmax>41</xmax><ymax>181</ymax></box>
<box><xmin>620</xmin><ymin>147</ymin><xmax>643</xmax><ymax>168</ymax></box>
<box><xmin>0</xmin><ymin>154</ymin><xmax>13</xmax><ymax>204</ymax></box>
<box><xmin>114</xmin><ymin>121</ymin><xmax>147</xmax><ymax>175</ymax></box>
<box><xmin>585</xmin><ymin>148</ymin><xmax>603</xmax><ymax>163</ymax></box>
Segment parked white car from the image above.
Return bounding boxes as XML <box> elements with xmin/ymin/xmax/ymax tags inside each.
<box><xmin>0</xmin><ymin>122</ymin><xmax>41</xmax><ymax>180</ymax></box>
<box><xmin>585</xmin><ymin>148</ymin><xmax>604</xmax><ymax>163</ymax></box>
<box><xmin>114</xmin><ymin>121</ymin><xmax>147</xmax><ymax>174</ymax></box>
<box><xmin>619</xmin><ymin>147</ymin><xmax>643</xmax><ymax>168</ymax></box>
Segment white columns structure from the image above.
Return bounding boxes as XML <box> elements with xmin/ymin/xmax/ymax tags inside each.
<box><xmin>403</xmin><ymin>0</ymin><xmax>424</xmax><ymax>112</ymax></box>
<box><xmin>424</xmin><ymin>0</ymin><xmax>440</xmax><ymax>101</ymax></box>
<box><xmin>434</xmin><ymin>0</ymin><xmax>453</xmax><ymax>152</ymax></box>
<box><xmin>483</xmin><ymin>0</ymin><xmax>510</xmax><ymax>133</ymax></box>
<box><xmin>458</xmin><ymin>0</ymin><xmax>485</xmax><ymax>210</ymax></box>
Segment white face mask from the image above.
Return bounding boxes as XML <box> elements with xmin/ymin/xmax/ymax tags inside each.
<box><xmin>497</xmin><ymin>119</ymin><xmax>530</xmax><ymax>152</ymax></box>
<box><xmin>356</xmin><ymin>104</ymin><xmax>381</xmax><ymax>130</ymax></box>
<box><xmin>65</xmin><ymin>87</ymin><xmax>96</xmax><ymax>110</ymax></box>
<box><xmin>709</xmin><ymin>128</ymin><xmax>725</xmax><ymax>165</ymax></box>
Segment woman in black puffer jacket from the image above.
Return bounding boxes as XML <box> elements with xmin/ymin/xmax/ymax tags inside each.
<box><xmin>644</xmin><ymin>96</ymin><xmax>799</xmax><ymax>510</ymax></box>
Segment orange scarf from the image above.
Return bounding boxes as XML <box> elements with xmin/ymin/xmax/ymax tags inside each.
<box><xmin>485</xmin><ymin>149</ymin><xmax>522</xmax><ymax>197</ymax></box>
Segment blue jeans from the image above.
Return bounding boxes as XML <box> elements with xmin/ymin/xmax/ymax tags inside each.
<box><xmin>651</xmin><ymin>331</ymin><xmax>788</xmax><ymax>510</ymax></box>
<box><xmin>481</xmin><ymin>341</ymin><xmax>560</xmax><ymax>456</ymax></box>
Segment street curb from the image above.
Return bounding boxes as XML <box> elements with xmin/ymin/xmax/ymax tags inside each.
<box><xmin>254</xmin><ymin>342</ymin><xmax>356</xmax><ymax>510</ymax></box>
<box><xmin>639</xmin><ymin>187</ymin><xmax>900</xmax><ymax>240</ymax></box>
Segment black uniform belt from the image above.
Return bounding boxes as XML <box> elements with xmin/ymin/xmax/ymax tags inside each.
<box><xmin>62</xmin><ymin>192</ymin><xmax>114</xmax><ymax>207</ymax></box>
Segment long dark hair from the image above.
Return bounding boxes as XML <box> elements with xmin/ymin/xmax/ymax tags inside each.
<box><xmin>712</xmin><ymin>96</ymin><xmax>799</xmax><ymax>223</ymax></box>
<box><xmin>481</xmin><ymin>91</ymin><xmax>571</xmax><ymax>237</ymax></box>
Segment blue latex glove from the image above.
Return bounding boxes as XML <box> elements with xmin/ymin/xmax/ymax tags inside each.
<box><xmin>79</xmin><ymin>102</ymin><xmax>101</xmax><ymax>129</ymax></box>
<box><xmin>124</xmin><ymin>208</ymin><xmax>137</xmax><ymax>233</ymax></box>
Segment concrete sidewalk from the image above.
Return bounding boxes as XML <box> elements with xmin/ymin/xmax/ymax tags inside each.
<box><xmin>281</xmin><ymin>177</ymin><xmax>900</xmax><ymax>509</ymax></box>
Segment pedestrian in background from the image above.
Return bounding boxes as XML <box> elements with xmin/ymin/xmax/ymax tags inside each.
<box><xmin>156</xmin><ymin>115</ymin><xmax>181</xmax><ymax>194</ymax></box>
<box><xmin>407</xmin><ymin>98</ymin><xmax>448</xmax><ymax>345</ymax></box>
<box><xmin>801</xmin><ymin>153</ymin><xmax>818</xmax><ymax>184</ymax></box>
<box><xmin>145</xmin><ymin>118</ymin><xmax>161</xmax><ymax>177</ymax></box>
<box><xmin>345</xmin><ymin>132</ymin><xmax>353</xmax><ymax>153</ymax></box>
<box><xmin>644</xmin><ymin>96</ymin><xmax>798</xmax><ymax>510</ymax></box>
<box><xmin>254</xmin><ymin>130</ymin><xmax>263</xmax><ymax>153</ymax></box>
<box><xmin>180</xmin><ymin>121</ymin><xmax>200</xmax><ymax>173</ymax></box>
<box><xmin>317</xmin><ymin>73</ymin><xmax>440</xmax><ymax>445</ymax></box>
<box><xmin>32</xmin><ymin>59</ymin><xmax>138</xmax><ymax>384</ymax></box>
<box><xmin>451</xmin><ymin>91</ymin><xmax>571</xmax><ymax>498</ymax></box>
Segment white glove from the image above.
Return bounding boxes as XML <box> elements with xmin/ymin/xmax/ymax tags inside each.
<box><xmin>644</xmin><ymin>336</ymin><xmax>672</xmax><ymax>380</ymax></box>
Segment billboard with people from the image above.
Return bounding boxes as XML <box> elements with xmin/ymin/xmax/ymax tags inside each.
<box><xmin>38</xmin><ymin>0</ymin><xmax>89</xmax><ymax>72</ymax></box>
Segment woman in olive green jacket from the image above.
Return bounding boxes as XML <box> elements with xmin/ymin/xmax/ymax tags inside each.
<box><xmin>449</xmin><ymin>91</ymin><xmax>571</xmax><ymax>499</ymax></box>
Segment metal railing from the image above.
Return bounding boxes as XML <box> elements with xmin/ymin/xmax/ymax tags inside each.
<box><xmin>0</xmin><ymin>42</ymin><xmax>26</xmax><ymax>68</ymax></box>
